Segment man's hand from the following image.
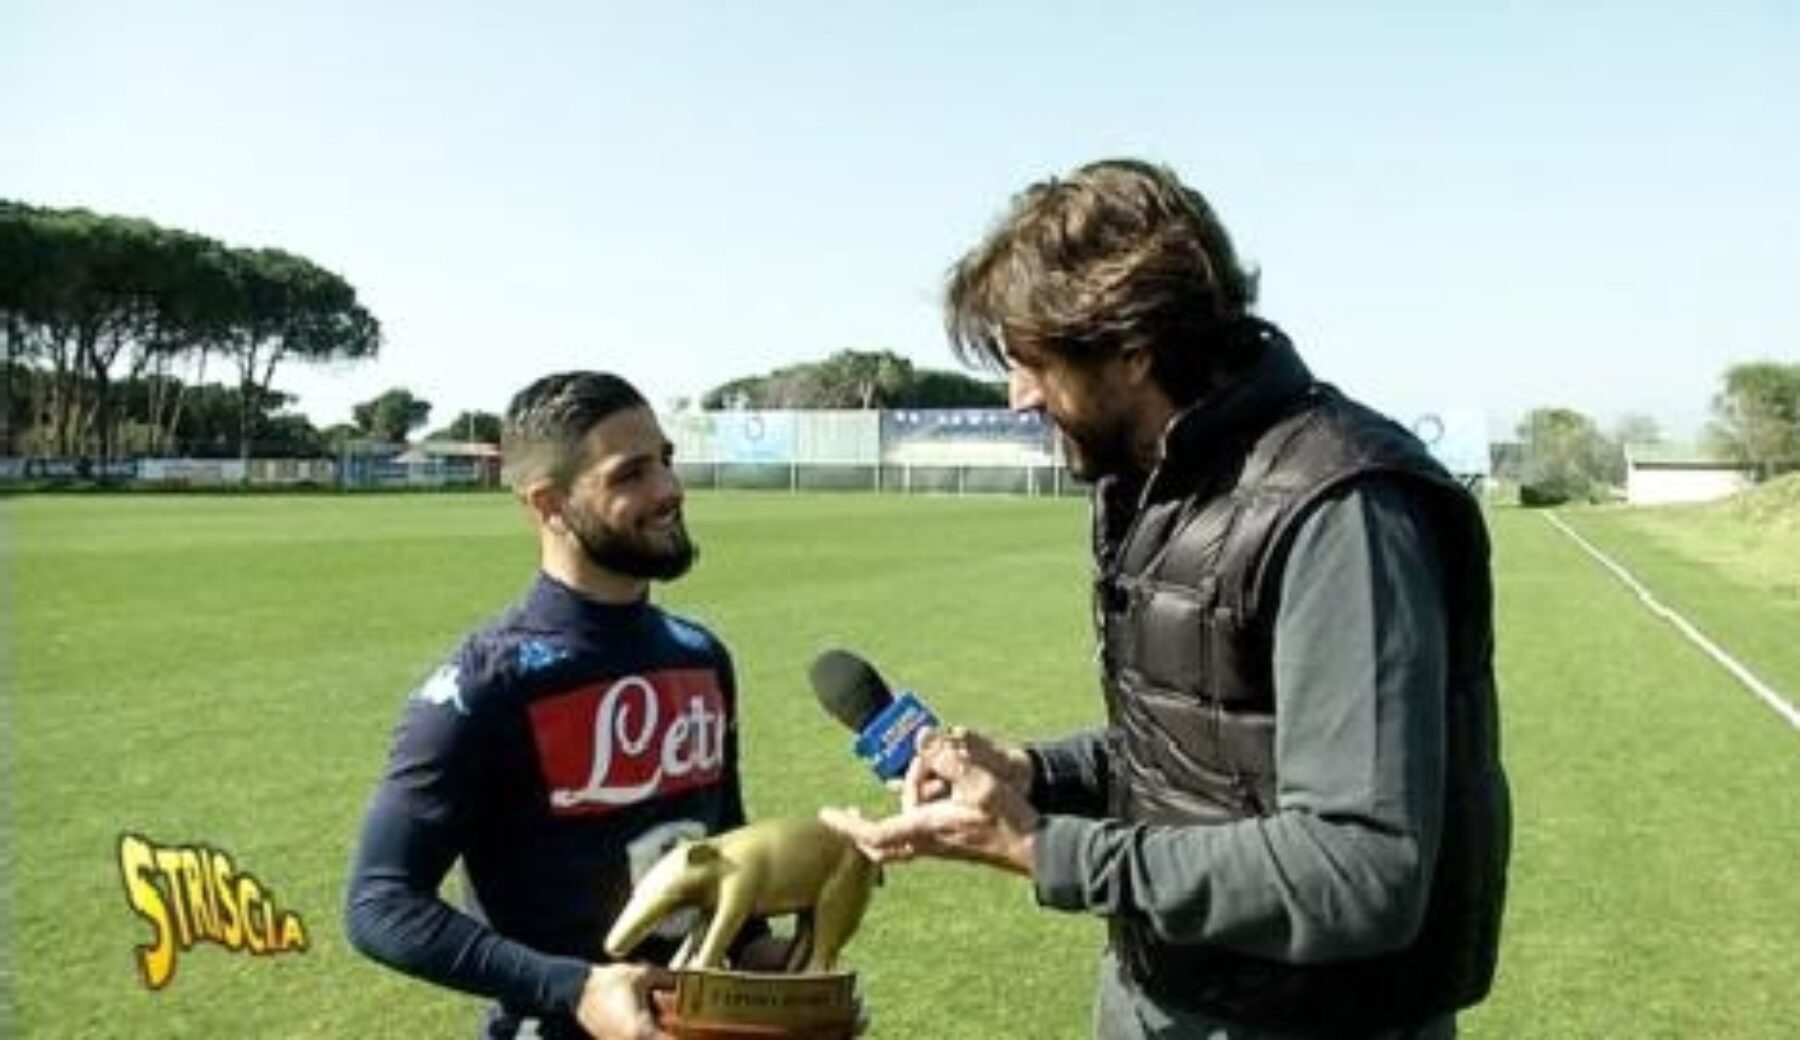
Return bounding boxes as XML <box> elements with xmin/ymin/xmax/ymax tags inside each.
<box><xmin>899</xmin><ymin>726</ymin><xmax>1032</xmax><ymax>808</ymax></box>
<box><xmin>574</xmin><ymin>963</ymin><xmax>674</xmax><ymax>1040</ymax></box>
<box><xmin>821</xmin><ymin>728</ymin><xmax>1040</xmax><ymax>875</ymax></box>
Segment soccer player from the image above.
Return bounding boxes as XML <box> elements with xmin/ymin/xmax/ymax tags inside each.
<box><xmin>346</xmin><ymin>371</ymin><xmax>772</xmax><ymax>1039</ymax></box>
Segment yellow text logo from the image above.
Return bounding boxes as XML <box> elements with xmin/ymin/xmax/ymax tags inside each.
<box><xmin>117</xmin><ymin>833</ymin><xmax>309</xmax><ymax>990</ymax></box>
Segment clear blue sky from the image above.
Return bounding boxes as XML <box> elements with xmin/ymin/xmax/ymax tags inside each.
<box><xmin>5</xmin><ymin>2</ymin><xmax>1796</xmax><ymax>441</ymax></box>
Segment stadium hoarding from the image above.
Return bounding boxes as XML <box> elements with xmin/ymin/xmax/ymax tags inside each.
<box><xmin>712</xmin><ymin>411</ymin><xmax>799</xmax><ymax>464</ymax></box>
<box><xmin>666</xmin><ymin>408</ymin><xmax>1073</xmax><ymax>495</ymax></box>
<box><xmin>136</xmin><ymin>459</ymin><xmax>250</xmax><ymax>485</ymax></box>
<box><xmin>880</xmin><ymin>409</ymin><xmax>1052</xmax><ymax>462</ymax></box>
<box><xmin>3</xmin><ymin>457</ymin><xmax>141</xmax><ymax>481</ymax></box>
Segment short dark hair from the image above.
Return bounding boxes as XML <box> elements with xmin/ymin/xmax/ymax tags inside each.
<box><xmin>945</xmin><ymin>158</ymin><xmax>1260</xmax><ymax>404</ymax></box>
<box><xmin>501</xmin><ymin>371</ymin><xmax>647</xmax><ymax>491</ymax></box>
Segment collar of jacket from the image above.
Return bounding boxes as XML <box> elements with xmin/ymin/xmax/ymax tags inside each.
<box><xmin>1099</xmin><ymin>320</ymin><xmax>1316</xmax><ymax>519</ymax></box>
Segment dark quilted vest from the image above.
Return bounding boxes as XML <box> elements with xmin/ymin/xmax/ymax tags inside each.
<box><xmin>1093</xmin><ymin>334</ymin><xmax>1510</xmax><ymax>1032</ymax></box>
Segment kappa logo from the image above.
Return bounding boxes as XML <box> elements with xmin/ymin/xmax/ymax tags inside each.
<box><xmin>413</xmin><ymin>663</ymin><xmax>468</xmax><ymax>713</ymax></box>
<box><xmin>117</xmin><ymin>834</ymin><xmax>309</xmax><ymax>990</ymax></box>
<box><xmin>517</xmin><ymin>638</ymin><xmax>572</xmax><ymax>674</ymax></box>
<box><xmin>528</xmin><ymin>669</ymin><xmax>728</xmax><ymax>815</ymax></box>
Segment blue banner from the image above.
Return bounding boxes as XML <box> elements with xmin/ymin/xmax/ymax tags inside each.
<box><xmin>881</xmin><ymin>409</ymin><xmax>1050</xmax><ymax>447</ymax></box>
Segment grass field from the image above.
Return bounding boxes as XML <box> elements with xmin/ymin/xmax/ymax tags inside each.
<box><xmin>3</xmin><ymin>490</ymin><xmax>1796</xmax><ymax>1037</ymax></box>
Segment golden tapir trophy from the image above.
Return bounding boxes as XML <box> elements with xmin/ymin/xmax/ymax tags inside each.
<box><xmin>605</xmin><ymin>818</ymin><xmax>877</xmax><ymax>1039</ymax></box>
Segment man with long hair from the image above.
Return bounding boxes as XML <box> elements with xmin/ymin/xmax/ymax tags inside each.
<box><xmin>826</xmin><ymin>161</ymin><xmax>1510</xmax><ymax>1039</ymax></box>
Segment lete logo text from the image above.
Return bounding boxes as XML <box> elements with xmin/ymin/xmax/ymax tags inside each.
<box><xmin>530</xmin><ymin>669</ymin><xmax>728</xmax><ymax>814</ymax></box>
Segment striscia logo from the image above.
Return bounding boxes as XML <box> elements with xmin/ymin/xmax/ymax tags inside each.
<box><xmin>529</xmin><ymin>670</ymin><xmax>727</xmax><ymax>815</ymax></box>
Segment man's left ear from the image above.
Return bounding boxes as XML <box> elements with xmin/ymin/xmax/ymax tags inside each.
<box><xmin>524</xmin><ymin>481</ymin><xmax>566</xmax><ymax>529</ymax></box>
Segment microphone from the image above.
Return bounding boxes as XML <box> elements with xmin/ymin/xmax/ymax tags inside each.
<box><xmin>808</xmin><ymin>649</ymin><xmax>940</xmax><ymax>782</ymax></box>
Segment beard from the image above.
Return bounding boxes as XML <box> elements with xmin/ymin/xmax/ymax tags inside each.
<box><xmin>564</xmin><ymin>506</ymin><xmax>698</xmax><ymax>582</ymax></box>
<box><xmin>1057</xmin><ymin>407</ymin><xmax>1139</xmax><ymax>483</ymax></box>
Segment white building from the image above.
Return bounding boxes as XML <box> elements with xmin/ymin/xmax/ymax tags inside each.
<box><xmin>1624</xmin><ymin>444</ymin><xmax>1755</xmax><ymax>505</ymax></box>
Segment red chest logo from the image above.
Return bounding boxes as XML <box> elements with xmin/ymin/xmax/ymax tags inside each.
<box><xmin>527</xmin><ymin>669</ymin><xmax>727</xmax><ymax>815</ymax></box>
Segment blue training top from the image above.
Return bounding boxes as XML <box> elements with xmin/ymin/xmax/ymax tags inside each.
<box><xmin>345</xmin><ymin>574</ymin><xmax>759</xmax><ymax>1039</ymax></box>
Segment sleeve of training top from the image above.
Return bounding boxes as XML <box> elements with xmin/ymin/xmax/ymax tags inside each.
<box><xmin>343</xmin><ymin>654</ymin><xmax>591</xmax><ymax>1015</ymax></box>
<box><xmin>1031</xmin><ymin>478</ymin><xmax>1449</xmax><ymax>964</ymax></box>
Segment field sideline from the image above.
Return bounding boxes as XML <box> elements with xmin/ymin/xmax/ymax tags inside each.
<box><xmin>4</xmin><ymin>491</ymin><xmax>1796</xmax><ymax>1037</ymax></box>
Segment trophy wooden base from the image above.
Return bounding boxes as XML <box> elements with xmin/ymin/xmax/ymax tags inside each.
<box><xmin>652</xmin><ymin>969</ymin><xmax>861</xmax><ymax>1040</ymax></box>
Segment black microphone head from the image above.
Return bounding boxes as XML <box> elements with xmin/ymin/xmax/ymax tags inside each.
<box><xmin>809</xmin><ymin>649</ymin><xmax>893</xmax><ymax>732</ymax></box>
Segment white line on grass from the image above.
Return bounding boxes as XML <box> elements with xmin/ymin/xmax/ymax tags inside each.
<box><xmin>1543</xmin><ymin>512</ymin><xmax>1800</xmax><ymax>735</ymax></box>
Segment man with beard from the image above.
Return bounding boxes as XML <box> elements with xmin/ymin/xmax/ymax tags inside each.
<box><xmin>822</xmin><ymin>161</ymin><xmax>1509</xmax><ymax>1038</ymax></box>
<box><xmin>347</xmin><ymin>371</ymin><xmax>772</xmax><ymax>1040</ymax></box>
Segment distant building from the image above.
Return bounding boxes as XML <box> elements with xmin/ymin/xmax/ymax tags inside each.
<box><xmin>394</xmin><ymin>440</ymin><xmax>501</xmax><ymax>486</ymax></box>
<box><xmin>1624</xmin><ymin>443</ymin><xmax>1755</xmax><ymax>505</ymax></box>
